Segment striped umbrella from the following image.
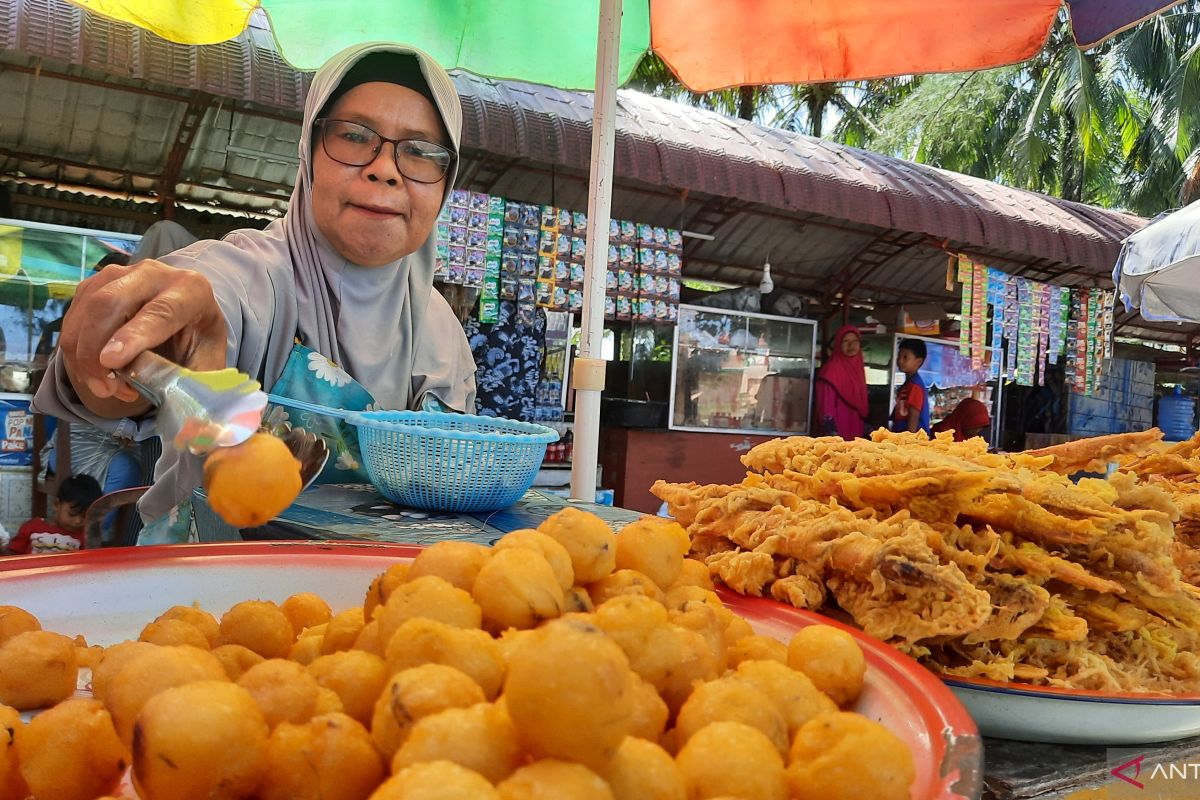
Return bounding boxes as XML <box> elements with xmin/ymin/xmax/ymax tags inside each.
<box><xmin>66</xmin><ymin>0</ymin><xmax>1183</xmax><ymax>502</ymax></box>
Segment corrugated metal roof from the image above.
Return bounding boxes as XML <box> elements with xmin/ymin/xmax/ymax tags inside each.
<box><xmin>0</xmin><ymin>0</ymin><xmax>1161</xmax><ymax>335</ymax></box>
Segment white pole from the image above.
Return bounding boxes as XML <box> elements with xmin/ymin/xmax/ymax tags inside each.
<box><xmin>571</xmin><ymin>0</ymin><xmax>622</xmax><ymax>502</ymax></box>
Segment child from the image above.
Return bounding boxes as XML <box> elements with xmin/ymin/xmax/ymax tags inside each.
<box><xmin>5</xmin><ymin>474</ymin><xmax>103</xmax><ymax>555</ymax></box>
<box><xmin>890</xmin><ymin>338</ymin><xmax>931</xmax><ymax>435</ymax></box>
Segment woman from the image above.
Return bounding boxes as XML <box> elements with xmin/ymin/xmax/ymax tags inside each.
<box><xmin>34</xmin><ymin>43</ymin><xmax>477</xmax><ymax>538</ymax></box>
<box><xmin>813</xmin><ymin>325</ymin><xmax>868</xmax><ymax>440</ymax></box>
<box><xmin>932</xmin><ymin>397</ymin><xmax>991</xmax><ymax>442</ymax></box>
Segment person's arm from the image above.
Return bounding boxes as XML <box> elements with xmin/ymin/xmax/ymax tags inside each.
<box><xmin>55</xmin><ymin>260</ymin><xmax>227</xmax><ymax>419</ymax></box>
<box><xmin>5</xmin><ymin>521</ymin><xmax>33</xmax><ymax>555</ymax></box>
<box><xmin>905</xmin><ymin>406</ymin><xmax>922</xmax><ymax>433</ymax></box>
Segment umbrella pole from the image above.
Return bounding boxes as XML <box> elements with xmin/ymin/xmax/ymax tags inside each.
<box><xmin>570</xmin><ymin>0</ymin><xmax>622</xmax><ymax>503</ymax></box>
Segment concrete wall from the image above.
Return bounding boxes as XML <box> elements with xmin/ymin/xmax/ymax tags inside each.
<box><xmin>1067</xmin><ymin>358</ymin><xmax>1154</xmax><ymax>437</ymax></box>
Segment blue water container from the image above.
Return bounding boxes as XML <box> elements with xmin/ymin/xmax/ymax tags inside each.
<box><xmin>1158</xmin><ymin>386</ymin><xmax>1197</xmax><ymax>442</ymax></box>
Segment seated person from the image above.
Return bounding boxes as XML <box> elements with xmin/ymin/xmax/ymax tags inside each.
<box><xmin>932</xmin><ymin>397</ymin><xmax>992</xmax><ymax>442</ymax></box>
<box><xmin>5</xmin><ymin>474</ymin><xmax>102</xmax><ymax>555</ymax></box>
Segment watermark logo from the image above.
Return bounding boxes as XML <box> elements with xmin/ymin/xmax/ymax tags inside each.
<box><xmin>1111</xmin><ymin>754</ymin><xmax>1145</xmax><ymax>789</ymax></box>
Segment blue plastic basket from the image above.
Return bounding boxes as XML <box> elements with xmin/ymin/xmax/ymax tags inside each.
<box><xmin>346</xmin><ymin>410</ymin><xmax>559</xmax><ymax>512</ymax></box>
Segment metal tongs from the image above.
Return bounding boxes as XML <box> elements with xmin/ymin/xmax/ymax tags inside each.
<box><xmin>120</xmin><ymin>350</ymin><xmax>268</xmax><ymax>456</ymax></box>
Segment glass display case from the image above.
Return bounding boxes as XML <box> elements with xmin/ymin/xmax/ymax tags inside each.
<box><xmin>669</xmin><ymin>305</ymin><xmax>817</xmax><ymax>435</ymax></box>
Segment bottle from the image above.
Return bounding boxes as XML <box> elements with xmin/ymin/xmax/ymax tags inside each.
<box><xmin>1158</xmin><ymin>386</ymin><xmax>1196</xmax><ymax>442</ymax></box>
<box><xmin>563</xmin><ymin>429</ymin><xmax>574</xmax><ymax>463</ymax></box>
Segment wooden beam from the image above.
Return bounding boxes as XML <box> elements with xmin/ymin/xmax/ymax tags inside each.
<box><xmin>159</xmin><ymin>93</ymin><xmax>215</xmax><ymax>219</ymax></box>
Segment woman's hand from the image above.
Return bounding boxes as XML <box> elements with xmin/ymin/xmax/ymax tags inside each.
<box><xmin>58</xmin><ymin>260</ymin><xmax>227</xmax><ymax>419</ymax></box>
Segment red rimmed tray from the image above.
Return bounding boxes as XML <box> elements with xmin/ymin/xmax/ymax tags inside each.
<box><xmin>1</xmin><ymin>542</ymin><xmax>982</xmax><ymax>798</ymax></box>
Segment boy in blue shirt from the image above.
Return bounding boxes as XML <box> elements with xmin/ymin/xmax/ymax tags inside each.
<box><xmin>890</xmin><ymin>338</ymin><xmax>931</xmax><ymax>435</ymax></box>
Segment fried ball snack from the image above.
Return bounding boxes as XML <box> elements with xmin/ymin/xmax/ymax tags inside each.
<box><xmin>0</xmin><ymin>606</ymin><xmax>40</xmax><ymax>645</ymax></box>
<box><xmin>132</xmin><ymin>681</ymin><xmax>267</xmax><ymax>800</ymax></box>
<box><xmin>153</xmin><ymin>605</ymin><xmax>219</xmax><ymax>646</ymax></box>
<box><xmin>787</xmin><ymin>626</ymin><xmax>866</xmax><ymax>707</ymax></box>
<box><xmin>322</xmin><ymin>607</ymin><xmax>367</xmax><ymax>654</ymax></box>
<box><xmin>732</xmin><ymin>659</ymin><xmax>836</xmax><ymax>735</ymax></box>
<box><xmin>259</xmin><ymin>712</ymin><xmax>384</xmax><ymax>800</ymax></box>
<box><xmin>237</xmin><ymin>658</ymin><xmax>326</xmax><ymax>729</ymax></box>
<box><xmin>587</xmin><ymin>569</ymin><xmax>665</xmax><ymax>606</ymax></box>
<box><xmin>384</xmin><ymin>618</ymin><xmax>505</xmax><ymax>700</ymax></box>
<box><xmin>288</xmin><ymin>635</ymin><xmax>325</xmax><ymax>666</ymax></box>
<box><xmin>497</xmin><ymin>759</ymin><xmax>614</xmax><ymax>800</ymax></box>
<box><xmin>674</xmin><ymin>676</ymin><xmax>788</xmax><ymax>756</ymax></box>
<box><xmin>494</xmin><ymin>529</ymin><xmax>575</xmax><ymax>591</ymax></box>
<box><xmin>139</xmin><ymin>618</ymin><xmax>210</xmax><ymax>649</ymax></box>
<box><xmin>0</xmin><ymin>704</ymin><xmax>27</xmax><ymax>800</ymax></box>
<box><xmin>363</xmin><ymin>563</ymin><xmax>411</xmax><ymax>622</ymax></box>
<box><xmin>307</xmin><ymin>650</ymin><xmax>388</xmax><ymax>726</ymax></box>
<box><xmin>89</xmin><ymin>641</ymin><xmax>157</xmax><ymax>703</ymax></box>
<box><xmin>105</xmin><ymin>644</ymin><xmax>227</xmax><ymax>746</ymax></box>
<box><xmin>675</xmin><ymin>721</ymin><xmax>786</xmax><ymax>800</ymax></box>
<box><xmin>614</xmin><ymin>517</ymin><xmax>689</xmax><ymax>590</ymax></box>
<box><xmin>537</xmin><ymin>506</ymin><xmax>617</xmax><ymax>584</ymax></box>
<box><xmin>626</xmin><ymin>676</ymin><xmax>669</xmax><ymax>741</ymax></box>
<box><xmin>504</xmin><ymin>618</ymin><xmax>637</xmax><ymax>769</ymax></box>
<box><xmin>281</xmin><ymin>592</ymin><xmax>333</xmax><ymax>635</ymax></box>
<box><xmin>371</xmin><ymin>760</ymin><xmax>500</xmax><ymax>800</ymax></box>
<box><xmin>370</xmin><ymin>664</ymin><xmax>486</xmax><ymax>759</ymax></box>
<box><xmin>590</xmin><ymin>594</ymin><xmax>681</xmax><ymax>690</ymax></box>
<box><xmin>786</xmin><ymin>711</ymin><xmax>915</xmax><ymax>800</ymax></box>
<box><xmin>378</xmin><ymin>576</ymin><xmax>482</xmax><ymax>646</ymax></box>
<box><xmin>406</xmin><ymin>541</ymin><xmax>491</xmax><ymax>592</ymax></box>
<box><xmin>211</xmin><ymin>643</ymin><xmax>266</xmax><ymax>681</ymax></box>
<box><xmin>0</xmin><ymin>630</ymin><xmax>78</xmax><ymax>710</ymax></box>
<box><xmin>472</xmin><ymin>547</ymin><xmax>564</xmax><ymax>632</ymax></box>
<box><xmin>217</xmin><ymin>600</ymin><xmax>295</xmax><ymax>659</ymax></box>
<box><xmin>13</xmin><ymin>698</ymin><xmax>126</xmax><ymax>800</ymax></box>
<box><xmin>203</xmin><ymin>431</ymin><xmax>302</xmax><ymax>528</ymax></box>
<box><xmin>727</xmin><ymin>634</ymin><xmax>788</xmax><ymax>667</ymax></box>
<box><xmin>391</xmin><ymin>701</ymin><xmax>523</xmax><ymax>783</ymax></box>
<box><xmin>598</xmin><ymin>737</ymin><xmax>685</xmax><ymax>800</ymax></box>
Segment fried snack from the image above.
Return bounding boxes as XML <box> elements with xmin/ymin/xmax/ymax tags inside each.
<box><xmin>0</xmin><ymin>606</ymin><xmax>40</xmax><ymax>645</ymax></box>
<box><xmin>372</xmin><ymin>760</ymin><xmax>500</xmax><ymax>800</ymax></box>
<box><xmin>322</xmin><ymin>607</ymin><xmax>367</xmax><ymax>654</ymax></box>
<box><xmin>614</xmin><ymin>517</ymin><xmax>689</xmax><ymax>590</ymax></box>
<box><xmin>132</xmin><ymin>681</ymin><xmax>268</xmax><ymax>800</ymax></box>
<box><xmin>0</xmin><ymin>630</ymin><xmax>78</xmax><ymax>710</ymax></box>
<box><xmin>288</xmin><ymin>635</ymin><xmax>325</xmax><ymax>666</ymax></box>
<box><xmin>537</xmin><ymin>507</ymin><xmax>618</xmax><ymax>584</ymax></box>
<box><xmin>626</xmin><ymin>676</ymin><xmax>669</xmax><ymax>741</ymax></box>
<box><xmin>203</xmin><ymin>431</ymin><xmax>302</xmax><ymax>528</ymax></box>
<box><xmin>1028</xmin><ymin>429</ymin><xmax>1164</xmax><ymax>475</ymax></box>
<box><xmin>670</xmin><ymin>558</ymin><xmax>715</xmax><ymax>591</ymax></box>
<box><xmin>504</xmin><ymin>618</ymin><xmax>637</xmax><ymax>769</ymax></box>
<box><xmin>363</xmin><ymin>563</ymin><xmax>411</xmax><ymax>622</ymax></box>
<box><xmin>732</xmin><ymin>659</ymin><xmax>837</xmax><ymax>735</ymax></box>
<box><xmin>597</xmin><ymin>737</ymin><xmax>685</xmax><ymax>800</ymax></box>
<box><xmin>105</xmin><ymin>644</ymin><xmax>227</xmax><ymax>746</ymax></box>
<box><xmin>587</xmin><ymin>570</ymin><xmax>665</xmax><ymax>606</ymax></box>
<box><xmin>13</xmin><ymin>698</ymin><xmax>126</xmax><ymax>800</ymax></box>
<box><xmin>675</xmin><ymin>721</ymin><xmax>786</xmax><ymax>800</ymax></box>
<box><xmin>281</xmin><ymin>592</ymin><xmax>333</xmax><ymax>634</ymax></box>
<box><xmin>391</xmin><ymin>701</ymin><xmax>523</xmax><ymax>783</ymax></box>
<box><xmin>370</xmin><ymin>665</ymin><xmax>486</xmax><ymax>759</ymax></box>
<box><xmin>497</xmin><ymin>759</ymin><xmax>614</xmax><ymax>800</ymax></box>
<box><xmin>0</xmin><ymin>704</ymin><xmax>27</xmax><ymax>800</ymax></box>
<box><xmin>727</xmin><ymin>634</ymin><xmax>788</xmax><ymax>667</ymax></box>
<box><xmin>406</xmin><ymin>541</ymin><xmax>491</xmax><ymax>592</ymax></box>
<box><xmin>384</xmin><ymin>618</ymin><xmax>505</xmax><ymax>700</ymax></box>
<box><xmin>237</xmin><ymin>658</ymin><xmax>326</xmax><ymax>729</ymax></box>
<box><xmin>139</xmin><ymin>618</ymin><xmax>210</xmax><ymax>649</ymax></box>
<box><xmin>212</xmin><ymin>643</ymin><xmax>266</xmax><ymax>681</ymax></box>
<box><xmin>378</xmin><ymin>576</ymin><xmax>483</xmax><ymax>646</ymax></box>
<box><xmin>472</xmin><ymin>547</ymin><xmax>564</xmax><ymax>632</ymax></box>
<box><xmin>307</xmin><ymin>650</ymin><xmax>388</xmax><ymax>726</ymax></box>
<box><xmin>590</xmin><ymin>595</ymin><xmax>681</xmax><ymax>690</ymax></box>
<box><xmin>259</xmin><ymin>712</ymin><xmax>384</xmax><ymax>800</ymax></box>
<box><xmin>674</xmin><ymin>676</ymin><xmax>788</xmax><ymax>756</ymax></box>
<box><xmin>153</xmin><ymin>605</ymin><xmax>219</xmax><ymax>646</ymax></box>
<box><xmin>90</xmin><ymin>641</ymin><xmax>157</xmax><ymax>702</ymax></box>
<box><xmin>787</xmin><ymin>626</ymin><xmax>866</xmax><ymax>707</ymax></box>
<box><xmin>217</xmin><ymin>600</ymin><xmax>295</xmax><ymax>659</ymax></box>
<box><xmin>495</xmin><ymin>529</ymin><xmax>576</xmax><ymax>591</ymax></box>
<box><xmin>353</xmin><ymin>619</ymin><xmax>383</xmax><ymax>655</ymax></box>
<box><xmin>787</xmin><ymin>711</ymin><xmax>915</xmax><ymax>800</ymax></box>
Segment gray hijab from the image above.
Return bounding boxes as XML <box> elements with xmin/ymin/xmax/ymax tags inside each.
<box><xmin>159</xmin><ymin>41</ymin><xmax>474</xmax><ymax>411</ymax></box>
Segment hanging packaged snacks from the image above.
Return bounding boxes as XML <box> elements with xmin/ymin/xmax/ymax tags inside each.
<box><xmin>970</xmin><ymin>262</ymin><xmax>988</xmax><ymax>370</ymax></box>
<box><xmin>958</xmin><ymin>256</ymin><xmax>973</xmax><ymax>356</ymax></box>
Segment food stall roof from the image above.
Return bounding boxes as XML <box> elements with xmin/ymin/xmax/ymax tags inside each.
<box><xmin>1</xmin><ymin>0</ymin><xmax>1179</xmax><ymax>345</ymax></box>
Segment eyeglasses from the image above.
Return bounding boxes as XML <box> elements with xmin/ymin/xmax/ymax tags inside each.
<box><xmin>314</xmin><ymin>118</ymin><xmax>455</xmax><ymax>184</ymax></box>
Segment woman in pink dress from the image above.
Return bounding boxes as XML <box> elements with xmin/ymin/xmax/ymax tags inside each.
<box><xmin>813</xmin><ymin>325</ymin><xmax>868</xmax><ymax>440</ymax></box>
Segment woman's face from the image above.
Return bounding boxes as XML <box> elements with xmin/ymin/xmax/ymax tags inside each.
<box><xmin>840</xmin><ymin>332</ymin><xmax>861</xmax><ymax>358</ymax></box>
<box><xmin>311</xmin><ymin>82</ymin><xmax>448</xmax><ymax>267</ymax></box>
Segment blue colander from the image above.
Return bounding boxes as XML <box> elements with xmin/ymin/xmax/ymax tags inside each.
<box><xmin>346</xmin><ymin>410</ymin><xmax>559</xmax><ymax>512</ymax></box>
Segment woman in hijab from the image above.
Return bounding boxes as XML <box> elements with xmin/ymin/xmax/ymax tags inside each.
<box><xmin>34</xmin><ymin>42</ymin><xmax>476</xmax><ymax>537</ymax></box>
<box><xmin>812</xmin><ymin>325</ymin><xmax>868</xmax><ymax>440</ymax></box>
<box><xmin>932</xmin><ymin>397</ymin><xmax>992</xmax><ymax>442</ymax></box>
